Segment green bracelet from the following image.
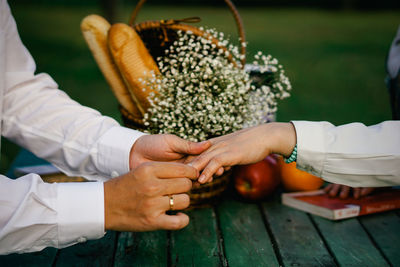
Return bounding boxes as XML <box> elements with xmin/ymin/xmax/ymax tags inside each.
<box><xmin>285</xmin><ymin>144</ymin><xmax>297</xmax><ymax>164</ymax></box>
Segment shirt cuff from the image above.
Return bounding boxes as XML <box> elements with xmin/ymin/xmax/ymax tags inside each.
<box><xmin>291</xmin><ymin>120</ymin><xmax>328</xmax><ymax>177</ymax></box>
<box><xmin>96</xmin><ymin>126</ymin><xmax>146</xmax><ymax>177</ymax></box>
<box><xmin>57</xmin><ymin>182</ymin><xmax>105</xmax><ymax>248</ymax></box>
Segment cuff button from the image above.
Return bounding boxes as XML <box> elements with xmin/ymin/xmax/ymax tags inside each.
<box><xmin>77</xmin><ymin>237</ymin><xmax>87</xmax><ymax>243</ymax></box>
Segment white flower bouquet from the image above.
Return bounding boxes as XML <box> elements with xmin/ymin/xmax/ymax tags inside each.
<box><xmin>141</xmin><ymin>28</ymin><xmax>292</xmax><ymax>141</ymax></box>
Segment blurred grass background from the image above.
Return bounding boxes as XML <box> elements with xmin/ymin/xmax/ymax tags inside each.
<box><xmin>1</xmin><ymin>2</ymin><xmax>399</xmax><ymax>172</ymax></box>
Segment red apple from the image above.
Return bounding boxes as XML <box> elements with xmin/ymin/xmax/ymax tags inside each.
<box><xmin>234</xmin><ymin>155</ymin><xmax>281</xmax><ymax>201</ymax></box>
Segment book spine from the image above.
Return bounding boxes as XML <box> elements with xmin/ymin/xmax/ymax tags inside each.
<box><xmin>282</xmin><ymin>194</ymin><xmax>334</xmax><ymax>220</ymax></box>
<box><xmin>333</xmin><ymin>205</ymin><xmax>360</xmax><ymax>219</ymax></box>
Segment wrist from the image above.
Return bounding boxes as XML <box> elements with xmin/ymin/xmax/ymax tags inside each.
<box><xmin>129</xmin><ymin>135</ymin><xmax>145</xmax><ymax>170</ymax></box>
<box><xmin>268</xmin><ymin>122</ymin><xmax>297</xmax><ymax>157</ymax></box>
<box><xmin>129</xmin><ymin>145</ymin><xmax>135</xmax><ymax>170</ymax></box>
<box><xmin>103</xmin><ymin>180</ymin><xmax>115</xmax><ymax>231</ymax></box>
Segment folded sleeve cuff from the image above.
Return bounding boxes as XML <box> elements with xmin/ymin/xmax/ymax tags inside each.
<box><xmin>57</xmin><ymin>182</ymin><xmax>105</xmax><ymax>248</ymax></box>
<box><xmin>97</xmin><ymin>126</ymin><xmax>146</xmax><ymax>177</ymax></box>
<box><xmin>291</xmin><ymin>120</ymin><xmax>329</xmax><ymax>177</ymax></box>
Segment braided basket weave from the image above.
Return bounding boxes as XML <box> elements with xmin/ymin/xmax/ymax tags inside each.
<box><xmin>122</xmin><ymin>0</ymin><xmax>247</xmax><ymax>207</ymax></box>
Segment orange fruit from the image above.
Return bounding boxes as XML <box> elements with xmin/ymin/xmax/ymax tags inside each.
<box><xmin>278</xmin><ymin>157</ymin><xmax>324</xmax><ymax>192</ymax></box>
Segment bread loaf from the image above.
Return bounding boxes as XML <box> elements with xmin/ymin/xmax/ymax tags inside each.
<box><xmin>81</xmin><ymin>15</ymin><xmax>142</xmax><ymax>119</ymax></box>
<box><xmin>108</xmin><ymin>23</ymin><xmax>160</xmax><ymax>114</ymax></box>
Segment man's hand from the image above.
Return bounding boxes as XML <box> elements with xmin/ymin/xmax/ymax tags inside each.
<box><xmin>324</xmin><ymin>183</ymin><xmax>375</xmax><ymax>199</ymax></box>
<box><xmin>104</xmin><ymin>162</ymin><xmax>198</xmax><ymax>232</ymax></box>
<box><xmin>129</xmin><ymin>134</ymin><xmax>211</xmax><ymax>169</ymax></box>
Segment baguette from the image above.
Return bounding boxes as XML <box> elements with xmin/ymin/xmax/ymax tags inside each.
<box><xmin>108</xmin><ymin>23</ymin><xmax>160</xmax><ymax>114</ymax></box>
<box><xmin>81</xmin><ymin>15</ymin><xmax>142</xmax><ymax>119</ymax></box>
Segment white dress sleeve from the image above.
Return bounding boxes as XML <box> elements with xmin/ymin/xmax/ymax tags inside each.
<box><xmin>292</xmin><ymin>120</ymin><xmax>400</xmax><ymax>187</ymax></box>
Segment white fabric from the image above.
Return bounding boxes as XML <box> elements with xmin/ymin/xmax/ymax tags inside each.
<box><xmin>0</xmin><ymin>176</ymin><xmax>103</xmax><ymax>254</ymax></box>
<box><xmin>0</xmin><ymin>0</ymin><xmax>145</xmax><ymax>254</ymax></box>
<box><xmin>292</xmin><ymin>121</ymin><xmax>400</xmax><ymax>187</ymax></box>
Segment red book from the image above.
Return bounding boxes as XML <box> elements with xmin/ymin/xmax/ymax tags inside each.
<box><xmin>281</xmin><ymin>188</ymin><xmax>400</xmax><ymax>220</ymax></box>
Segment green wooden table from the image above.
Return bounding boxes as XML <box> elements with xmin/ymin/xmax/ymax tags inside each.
<box><xmin>1</xmin><ymin>150</ymin><xmax>399</xmax><ymax>267</ymax></box>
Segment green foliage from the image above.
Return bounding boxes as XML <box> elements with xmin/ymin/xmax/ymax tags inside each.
<box><xmin>2</xmin><ymin>3</ymin><xmax>398</xmax><ymax>172</ymax></box>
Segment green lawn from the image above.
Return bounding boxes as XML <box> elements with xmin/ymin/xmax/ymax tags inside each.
<box><xmin>2</xmin><ymin>3</ymin><xmax>399</xmax><ymax>172</ymax></box>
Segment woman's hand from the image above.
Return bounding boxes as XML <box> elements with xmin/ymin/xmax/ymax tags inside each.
<box><xmin>189</xmin><ymin>122</ymin><xmax>297</xmax><ymax>183</ymax></box>
<box><xmin>323</xmin><ymin>183</ymin><xmax>375</xmax><ymax>199</ymax></box>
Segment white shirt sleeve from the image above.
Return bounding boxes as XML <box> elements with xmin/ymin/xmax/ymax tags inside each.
<box><xmin>0</xmin><ymin>0</ymin><xmax>145</xmax><ymax>254</ymax></box>
<box><xmin>2</xmin><ymin>1</ymin><xmax>145</xmax><ymax>180</ymax></box>
<box><xmin>292</xmin><ymin>120</ymin><xmax>400</xmax><ymax>187</ymax></box>
<box><xmin>0</xmin><ymin>175</ymin><xmax>104</xmax><ymax>255</ymax></box>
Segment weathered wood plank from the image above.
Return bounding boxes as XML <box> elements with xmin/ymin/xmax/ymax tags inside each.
<box><xmin>218</xmin><ymin>199</ymin><xmax>279</xmax><ymax>267</ymax></box>
<box><xmin>114</xmin><ymin>231</ymin><xmax>167</xmax><ymax>267</ymax></box>
<box><xmin>55</xmin><ymin>231</ymin><xmax>117</xmax><ymax>267</ymax></box>
<box><xmin>0</xmin><ymin>248</ymin><xmax>57</xmax><ymax>267</ymax></box>
<box><xmin>170</xmin><ymin>208</ymin><xmax>222</xmax><ymax>266</ymax></box>
<box><xmin>312</xmin><ymin>215</ymin><xmax>388</xmax><ymax>266</ymax></box>
<box><xmin>262</xmin><ymin>200</ymin><xmax>335</xmax><ymax>266</ymax></box>
<box><xmin>360</xmin><ymin>211</ymin><xmax>400</xmax><ymax>266</ymax></box>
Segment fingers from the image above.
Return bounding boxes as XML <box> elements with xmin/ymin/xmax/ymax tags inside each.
<box><xmin>158</xmin><ymin>212</ymin><xmax>190</xmax><ymax>230</ymax></box>
<box><xmin>192</xmin><ymin>181</ymin><xmax>201</xmax><ymax>188</ymax></box>
<box><xmin>353</xmin><ymin>188</ymin><xmax>361</xmax><ymax>199</ymax></box>
<box><xmin>325</xmin><ymin>184</ymin><xmax>349</xmax><ymax>199</ymax></box>
<box><xmin>354</xmin><ymin>187</ymin><xmax>374</xmax><ymax>199</ymax></box>
<box><xmin>210</xmin><ymin>164</ymin><xmax>231</xmax><ymax>176</ymax></box>
<box><xmin>190</xmin><ymin>145</ymin><xmax>239</xmax><ymax>182</ymax></box>
<box><xmin>168</xmin><ymin>135</ymin><xmax>211</xmax><ymax>155</ymax></box>
<box><xmin>215</xmin><ymin>167</ymin><xmax>225</xmax><ymax>176</ymax></box>
<box><xmin>188</xmin><ymin>140</ymin><xmax>212</xmax><ymax>155</ymax></box>
<box><xmin>197</xmin><ymin>152</ymin><xmax>232</xmax><ymax>183</ymax></box>
<box><xmin>324</xmin><ymin>183</ymin><xmax>375</xmax><ymax>199</ymax></box>
<box><xmin>326</xmin><ymin>183</ymin><xmax>341</xmax><ymax>197</ymax></box>
<box><xmin>187</xmin><ymin>138</ymin><xmax>227</xmax><ymax>171</ymax></box>
<box><xmin>150</xmin><ymin>162</ymin><xmax>199</xmax><ymax>180</ymax></box>
<box><xmin>162</xmin><ymin>178</ymin><xmax>193</xmax><ymax>195</ymax></box>
<box><xmin>161</xmin><ymin>193</ymin><xmax>191</xmax><ymax>211</ymax></box>
<box><xmin>184</xmin><ymin>155</ymin><xmax>196</xmax><ymax>165</ymax></box>
<box><xmin>152</xmin><ymin>195</ymin><xmax>191</xmax><ymax>230</ymax></box>
<box><xmin>323</xmin><ymin>183</ymin><xmax>333</xmax><ymax>193</ymax></box>
<box><xmin>105</xmin><ymin>164</ymin><xmax>194</xmax><ymax>232</ymax></box>
<box><xmin>361</xmin><ymin>187</ymin><xmax>374</xmax><ymax>197</ymax></box>
<box><xmin>339</xmin><ymin>185</ymin><xmax>350</xmax><ymax>199</ymax></box>
<box><xmin>189</xmin><ymin>150</ymin><xmax>217</xmax><ymax>172</ymax></box>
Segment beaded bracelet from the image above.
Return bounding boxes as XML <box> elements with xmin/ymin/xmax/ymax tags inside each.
<box><xmin>284</xmin><ymin>144</ymin><xmax>297</xmax><ymax>164</ymax></box>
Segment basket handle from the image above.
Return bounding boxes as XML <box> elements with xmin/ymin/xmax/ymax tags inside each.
<box><xmin>128</xmin><ymin>0</ymin><xmax>247</xmax><ymax>65</ymax></box>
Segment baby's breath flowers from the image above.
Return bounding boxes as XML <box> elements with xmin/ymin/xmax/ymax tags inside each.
<box><xmin>142</xmin><ymin>28</ymin><xmax>291</xmax><ymax>142</ymax></box>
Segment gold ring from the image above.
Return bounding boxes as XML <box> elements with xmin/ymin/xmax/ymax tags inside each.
<box><xmin>169</xmin><ymin>195</ymin><xmax>174</xmax><ymax>211</ymax></box>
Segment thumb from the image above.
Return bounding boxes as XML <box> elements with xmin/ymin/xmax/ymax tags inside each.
<box><xmin>170</xmin><ymin>136</ymin><xmax>211</xmax><ymax>155</ymax></box>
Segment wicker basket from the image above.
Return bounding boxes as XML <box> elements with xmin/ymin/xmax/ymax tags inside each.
<box><xmin>122</xmin><ymin>0</ymin><xmax>247</xmax><ymax>208</ymax></box>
